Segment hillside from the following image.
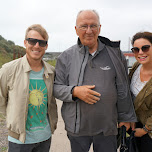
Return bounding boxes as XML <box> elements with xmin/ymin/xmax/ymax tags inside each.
<box><xmin>0</xmin><ymin>35</ymin><xmax>25</xmax><ymax>67</ymax></box>
<box><xmin>0</xmin><ymin>51</ymin><xmax>13</xmax><ymax>68</ymax></box>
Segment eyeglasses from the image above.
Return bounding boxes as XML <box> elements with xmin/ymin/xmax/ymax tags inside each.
<box><xmin>131</xmin><ymin>45</ymin><xmax>151</xmax><ymax>54</ymax></box>
<box><xmin>77</xmin><ymin>24</ymin><xmax>100</xmax><ymax>31</ymax></box>
<box><xmin>26</xmin><ymin>38</ymin><xmax>47</xmax><ymax>47</ymax></box>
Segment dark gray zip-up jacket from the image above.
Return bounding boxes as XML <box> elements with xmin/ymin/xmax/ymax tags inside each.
<box><xmin>53</xmin><ymin>36</ymin><xmax>137</xmax><ymax>136</ymax></box>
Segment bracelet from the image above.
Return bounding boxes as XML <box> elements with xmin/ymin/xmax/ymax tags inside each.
<box><xmin>143</xmin><ymin>125</ymin><xmax>152</xmax><ymax>133</ymax></box>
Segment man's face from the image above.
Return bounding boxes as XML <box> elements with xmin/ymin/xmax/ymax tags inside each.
<box><xmin>75</xmin><ymin>11</ymin><xmax>101</xmax><ymax>50</ymax></box>
<box><xmin>24</xmin><ymin>30</ymin><xmax>48</xmax><ymax>63</ymax></box>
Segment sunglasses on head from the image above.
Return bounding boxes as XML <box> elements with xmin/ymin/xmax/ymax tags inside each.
<box><xmin>131</xmin><ymin>45</ymin><xmax>151</xmax><ymax>54</ymax></box>
<box><xmin>26</xmin><ymin>38</ymin><xmax>47</xmax><ymax>47</ymax></box>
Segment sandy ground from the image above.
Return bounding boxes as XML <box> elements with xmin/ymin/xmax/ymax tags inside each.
<box><xmin>50</xmin><ymin>99</ymin><xmax>93</xmax><ymax>152</ymax></box>
<box><xmin>50</xmin><ymin>99</ymin><xmax>71</xmax><ymax>152</ymax></box>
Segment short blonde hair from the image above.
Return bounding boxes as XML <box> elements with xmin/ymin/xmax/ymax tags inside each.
<box><xmin>25</xmin><ymin>24</ymin><xmax>49</xmax><ymax>41</ymax></box>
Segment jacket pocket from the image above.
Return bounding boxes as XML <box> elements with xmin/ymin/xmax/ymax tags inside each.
<box><xmin>141</xmin><ymin>103</ymin><xmax>149</xmax><ymax>111</ymax></box>
<box><xmin>141</xmin><ymin>97</ymin><xmax>152</xmax><ymax>111</ymax></box>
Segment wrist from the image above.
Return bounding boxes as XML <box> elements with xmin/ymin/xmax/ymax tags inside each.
<box><xmin>143</xmin><ymin>125</ymin><xmax>152</xmax><ymax>133</ymax></box>
<box><xmin>72</xmin><ymin>86</ymin><xmax>78</xmax><ymax>97</ymax></box>
<box><xmin>71</xmin><ymin>86</ymin><xmax>76</xmax><ymax>95</ymax></box>
<box><xmin>71</xmin><ymin>86</ymin><xmax>78</xmax><ymax>101</ymax></box>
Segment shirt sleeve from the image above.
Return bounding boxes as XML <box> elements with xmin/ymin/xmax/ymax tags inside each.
<box><xmin>53</xmin><ymin>53</ymin><xmax>75</xmax><ymax>102</ymax></box>
<box><xmin>0</xmin><ymin>67</ymin><xmax>8</xmax><ymax>115</ymax></box>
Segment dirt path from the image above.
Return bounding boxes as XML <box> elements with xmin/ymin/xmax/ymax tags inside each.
<box><xmin>0</xmin><ymin>117</ymin><xmax>8</xmax><ymax>152</ymax></box>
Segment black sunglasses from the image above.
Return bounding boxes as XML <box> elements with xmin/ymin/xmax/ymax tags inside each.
<box><xmin>131</xmin><ymin>45</ymin><xmax>151</xmax><ymax>54</ymax></box>
<box><xmin>26</xmin><ymin>38</ymin><xmax>47</xmax><ymax>47</ymax></box>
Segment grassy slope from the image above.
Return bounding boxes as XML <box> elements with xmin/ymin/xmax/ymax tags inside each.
<box><xmin>0</xmin><ymin>52</ymin><xmax>12</xmax><ymax>68</ymax></box>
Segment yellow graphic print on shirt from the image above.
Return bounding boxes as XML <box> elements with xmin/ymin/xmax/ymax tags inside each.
<box><xmin>26</xmin><ymin>79</ymin><xmax>48</xmax><ymax>132</ymax></box>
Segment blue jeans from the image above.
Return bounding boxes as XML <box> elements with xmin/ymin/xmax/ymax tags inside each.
<box><xmin>67</xmin><ymin>132</ymin><xmax>117</xmax><ymax>152</ymax></box>
<box><xmin>8</xmin><ymin>137</ymin><xmax>51</xmax><ymax>152</ymax></box>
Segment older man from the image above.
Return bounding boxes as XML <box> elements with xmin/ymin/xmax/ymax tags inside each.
<box><xmin>54</xmin><ymin>10</ymin><xmax>136</xmax><ymax>152</ymax></box>
<box><xmin>0</xmin><ymin>24</ymin><xmax>58</xmax><ymax>152</ymax></box>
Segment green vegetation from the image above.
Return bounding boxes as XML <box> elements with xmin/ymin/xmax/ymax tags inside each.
<box><xmin>0</xmin><ymin>146</ymin><xmax>7</xmax><ymax>152</ymax></box>
<box><xmin>0</xmin><ymin>113</ymin><xmax>5</xmax><ymax>120</ymax></box>
<box><xmin>47</xmin><ymin>59</ymin><xmax>56</xmax><ymax>67</ymax></box>
<box><xmin>0</xmin><ymin>35</ymin><xmax>25</xmax><ymax>54</ymax></box>
<box><xmin>0</xmin><ymin>52</ymin><xmax>12</xmax><ymax>68</ymax></box>
<box><xmin>0</xmin><ymin>35</ymin><xmax>25</xmax><ymax>68</ymax></box>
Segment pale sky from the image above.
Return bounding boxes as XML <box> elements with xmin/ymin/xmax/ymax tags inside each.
<box><xmin>0</xmin><ymin>0</ymin><xmax>152</xmax><ymax>52</ymax></box>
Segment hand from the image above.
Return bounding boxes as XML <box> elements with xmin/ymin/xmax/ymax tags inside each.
<box><xmin>72</xmin><ymin>85</ymin><xmax>101</xmax><ymax>104</ymax></box>
<box><xmin>118</xmin><ymin>122</ymin><xmax>130</xmax><ymax>131</ymax></box>
<box><xmin>134</xmin><ymin>128</ymin><xmax>147</xmax><ymax>137</ymax></box>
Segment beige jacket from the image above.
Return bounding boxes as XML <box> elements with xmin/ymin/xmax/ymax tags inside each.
<box><xmin>0</xmin><ymin>55</ymin><xmax>58</xmax><ymax>143</ymax></box>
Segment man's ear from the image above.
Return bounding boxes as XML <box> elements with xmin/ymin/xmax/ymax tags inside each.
<box><xmin>24</xmin><ymin>39</ymin><xmax>27</xmax><ymax>47</ymax></box>
<box><xmin>75</xmin><ymin>26</ymin><xmax>79</xmax><ymax>36</ymax></box>
<box><xmin>99</xmin><ymin>25</ymin><xmax>101</xmax><ymax>34</ymax></box>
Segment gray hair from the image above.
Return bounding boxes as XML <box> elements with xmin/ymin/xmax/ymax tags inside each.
<box><xmin>76</xmin><ymin>9</ymin><xmax>100</xmax><ymax>25</ymax></box>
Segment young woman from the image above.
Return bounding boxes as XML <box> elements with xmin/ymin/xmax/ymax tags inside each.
<box><xmin>129</xmin><ymin>32</ymin><xmax>152</xmax><ymax>152</ymax></box>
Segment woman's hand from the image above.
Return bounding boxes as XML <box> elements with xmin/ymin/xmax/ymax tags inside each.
<box><xmin>134</xmin><ymin>128</ymin><xmax>147</xmax><ymax>137</ymax></box>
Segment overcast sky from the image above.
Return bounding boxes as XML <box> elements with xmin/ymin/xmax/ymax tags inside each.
<box><xmin>0</xmin><ymin>0</ymin><xmax>152</xmax><ymax>52</ymax></box>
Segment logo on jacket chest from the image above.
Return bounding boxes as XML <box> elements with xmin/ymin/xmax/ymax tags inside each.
<box><xmin>100</xmin><ymin>66</ymin><xmax>111</xmax><ymax>70</ymax></box>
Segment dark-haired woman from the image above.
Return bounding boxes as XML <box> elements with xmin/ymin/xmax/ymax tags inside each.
<box><xmin>129</xmin><ymin>31</ymin><xmax>152</xmax><ymax>152</ymax></box>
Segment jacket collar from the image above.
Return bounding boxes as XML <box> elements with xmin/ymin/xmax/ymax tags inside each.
<box><xmin>22</xmin><ymin>55</ymin><xmax>32</xmax><ymax>72</ymax></box>
<box><xmin>98</xmin><ymin>36</ymin><xmax>120</xmax><ymax>48</ymax></box>
<box><xmin>129</xmin><ymin>62</ymin><xmax>152</xmax><ymax>110</ymax></box>
<box><xmin>22</xmin><ymin>55</ymin><xmax>53</xmax><ymax>75</ymax></box>
<box><xmin>129</xmin><ymin>62</ymin><xmax>140</xmax><ymax>80</ymax></box>
<box><xmin>77</xmin><ymin>36</ymin><xmax>120</xmax><ymax>54</ymax></box>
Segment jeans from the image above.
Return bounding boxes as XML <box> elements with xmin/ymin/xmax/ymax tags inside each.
<box><xmin>8</xmin><ymin>137</ymin><xmax>51</xmax><ymax>152</ymax></box>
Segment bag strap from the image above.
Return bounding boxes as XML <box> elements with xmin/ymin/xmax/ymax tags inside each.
<box><xmin>120</xmin><ymin>125</ymin><xmax>129</xmax><ymax>152</ymax></box>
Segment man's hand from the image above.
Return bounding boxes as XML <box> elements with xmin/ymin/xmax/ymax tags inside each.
<box><xmin>119</xmin><ymin>122</ymin><xmax>131</xmax><ymax>131</ymax></box>
<box><xmin>131</xmin><ymin>122</ymin><xmax>136</xmax><ymax>130</ymax></box>
<box><xmin>72</xmin><ymin>85</ymin><xmax>101</xmax><ymax>104</ymax></box>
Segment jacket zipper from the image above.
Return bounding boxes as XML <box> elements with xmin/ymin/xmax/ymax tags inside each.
<box><xmin>74</xmin><ymin>48</ymin><xmax>86</xmax><ymax>133</ymax></box>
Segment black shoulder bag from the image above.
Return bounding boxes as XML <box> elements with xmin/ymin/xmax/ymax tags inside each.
<box><xmin>119</xmin><ymin>125</ymin><xmax>139</xmax><ymax>152</ymax></box>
